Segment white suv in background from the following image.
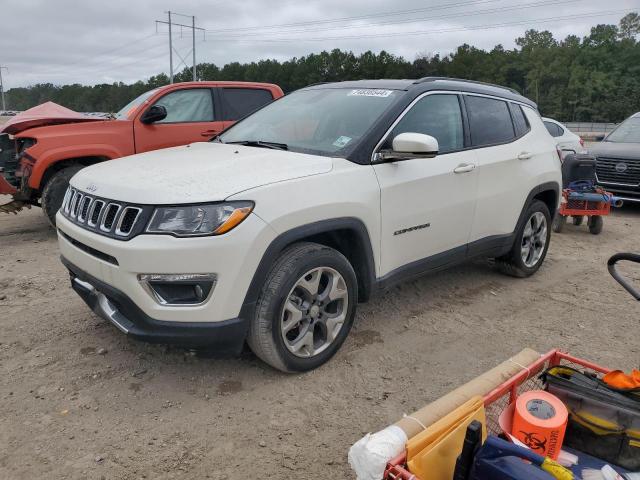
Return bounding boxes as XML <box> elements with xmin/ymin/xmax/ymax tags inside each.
<box><xmin>57</xmin><ymin>78</ymin><xmax>561</xmax><ymax>372</ymax></box>
<box><xmin>543</xmin><ymin>117</ymin><xmax>586</xmax><ymax>159</ymax></box>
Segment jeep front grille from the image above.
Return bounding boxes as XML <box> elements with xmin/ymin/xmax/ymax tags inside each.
<box><xmin>88</xmin><ymin>200</ymin><xmax>104</xmax><ymax>227</ymax></box>
<box><xmin>60</xmin><ymin>187</ymin><xmax>150</xmax><ymax>240</ymax></box>
<box><xmin>596</xmin><ymin>156</ymin><xmax>640</xmax><ymax>186</ymax></box>
<box><xmin>101</xmin><ymin>203</ymin><xmax>121</xmax><ymax>231</ymax></box>
<box><xmin>116</xmin><ymin>207</ymin><xmax>143</xmax><ymax>236</ymax></box>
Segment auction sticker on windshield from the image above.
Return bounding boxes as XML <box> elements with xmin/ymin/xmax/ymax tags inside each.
<box><xmin>333</xmin><ymin>136</ymin><xmax>352</xmax><ymax>148</ymax></box>
<box><xmin>348</xmin><ymin>89</ymin><xmax>394</xmax><ymax>98</ymax></box>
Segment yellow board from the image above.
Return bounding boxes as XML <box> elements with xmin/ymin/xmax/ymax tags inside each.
<box><xmin>407</xmin><ymin>396</ymin><xmax>487</xmax><ymax>480</ymax></box>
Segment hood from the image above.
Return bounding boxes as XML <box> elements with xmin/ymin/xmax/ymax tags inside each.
<box><xmin>70</xmin><ymin>142</ymin><xmax>334</xmax><ymax>204</ymax></box>
<box><xmin>1</xmin><ymin>101</ymin><xmax>101</xmax><ymax>135</ymax></box>
<box><xmin>590</xmin><ymin>141</ymin><xmax>640</xmax><ymax>160</ymax></box>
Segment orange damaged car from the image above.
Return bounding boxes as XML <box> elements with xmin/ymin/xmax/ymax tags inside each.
<box><xmin>0</xmin><ymin>81</ymin><xmax>284</xmax><ymax>224</ymax></box>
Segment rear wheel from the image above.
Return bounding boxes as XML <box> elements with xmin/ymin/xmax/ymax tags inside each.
<box><xmin>552</xmin><ymin>214</ymin><xmax>565</xmax><ymax>233</ymax></box>
<box><xmin>496</xmin><ymin>200</ymin><xmax>551</xmax><ymax>278</ymax></box>
<box><xmin>41</xmin><ymin>165</ymin><xmax>84</xmax><ymax>227</ymax></box>
<box><xmin>572</xmin><ymin>215</ymin><xmax>584</xmax><ymax>226</ymax></box>
<box><xmin>588</xmin><ymin>215</ymin><xmax>603</xmax><ymax>235</ymax></box>
<box><xmin>247</xmin><ymin>242</ymin><xmax>357</xmax><ymax>372</ymax></box>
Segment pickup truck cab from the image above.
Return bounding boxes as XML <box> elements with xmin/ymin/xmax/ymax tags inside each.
<box><xmin>0</xmin><ymin>81</ymin><xmax>284</xmax><ymax>223</ymax></box>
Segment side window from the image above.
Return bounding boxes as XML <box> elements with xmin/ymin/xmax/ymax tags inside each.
<box><xmin>466</xmin><ymin>96</ymin><xmax>515</xmax><ymax>147</ymax></box>
<box><xmin>388</xmin><ymin>94</ymin><xmax>464</xmax><ymax>154</ymax></box>
<box><xmin>544</xmin><ymin>121</ymin><xmax>563</xmax><ymax>137</ymax></box>
<box><xmin>152</xmin><ymin>88</ymin><xmax>214</xmax><ymax>123</ymax></box>
<box><xmin>221</xmin><ymin>88</ymin><xmax>274</xmax><ymax>121</ymax></box>
<box><xmin>510</xmin><ymin>104</ymin><xmax>531</xmax><ymax>137</ymax></box>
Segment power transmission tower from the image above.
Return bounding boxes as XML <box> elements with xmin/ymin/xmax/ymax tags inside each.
<box><xmin>0</xmin><ymin>66</ymin><xmax>8</xmax><ymax>111</ymax></box>
<box><xmin>156</xmin><ymin>12</ymin><xmax>204</xmax><ymax>83</ymax></box>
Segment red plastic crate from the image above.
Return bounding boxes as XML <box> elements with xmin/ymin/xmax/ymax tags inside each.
<box><xmin>383</xmin><ymin>350</ymin><xmax>611</xmax><ymax>480</ymax></box>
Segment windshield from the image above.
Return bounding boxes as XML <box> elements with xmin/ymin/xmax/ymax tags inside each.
<box><xmin>219</xmin><ymin>88</ymin><xmax>401</xmax><ymax>156</ymax></box>
<box><xmin>114</xmin><ymin>88</ymin><xmax>160</xmax><ymax>120</ymax></box>
<box><xmin>606</xmin><ymin>116</ymin><xmax>640</xmax><ymax>143</ymax></box>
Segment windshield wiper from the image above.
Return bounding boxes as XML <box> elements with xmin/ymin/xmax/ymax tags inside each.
<box><xmin>226</xmin><ymin>140</ymin><xmax>288</xmax><ymax>151</ymax></box>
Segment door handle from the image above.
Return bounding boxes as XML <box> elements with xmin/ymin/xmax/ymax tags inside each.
<box><xmin>453</xmin><ymin>163</ymin><xmax>476</xmax><ymax>174</ymax></box>
<box><xmin>201</xmin><ymin>129</ymin><xmax>220</xmax><ymax>137</ymax></box>
<box><xmin>517</xmin><ymin>152</ymin><xmax>532</xmax><ymax>160</ymax></box>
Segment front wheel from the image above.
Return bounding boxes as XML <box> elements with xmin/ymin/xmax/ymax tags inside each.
<box><xmin>41</xmin><ymin>165</ymin><xmax>84</xmax><ymax>227</ymax></box>
<box><xmin>496</xmin><ymin>200</ymin><xmax>551</xmax><ymax>278</ymax></box>
<box><xmin>247</xmin><ymin>242</ymin><xmax>358</xmax><ymax>372</ymax></box>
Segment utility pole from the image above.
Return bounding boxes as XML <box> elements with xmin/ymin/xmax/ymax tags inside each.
<box><xmin>168</xmin><ymin>11</ymin><xmax>173</xmax><ymax>83</ymax></box>
<box><xmin>0</xmin><ymin>66</ymin><xmax>8</xmax><ymax>112</ymax></box>
<box><xmin>156</xmin><ymin>12</ymin><xmax>204</xmax><ymax>84</ymax></box>
<box><xmin>192</xmin><ymin>15</ymin><xmax>196</xmax><ymax>81</ymax></box>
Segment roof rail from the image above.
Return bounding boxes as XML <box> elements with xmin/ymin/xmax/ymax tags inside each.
<box><xmin>412</xmin><ymin>76</ymin><xmax>521</xmax><ymax>95</ymax></box>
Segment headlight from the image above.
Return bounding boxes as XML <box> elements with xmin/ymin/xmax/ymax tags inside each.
<box><xmin>146</xmin><ymin>201</ymin><xmax>254</xmax><ymax>237</ymax></box>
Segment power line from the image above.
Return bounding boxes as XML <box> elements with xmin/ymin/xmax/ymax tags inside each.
<box><xmin>208</xmin><ymin>0</ymin><xmax>583</xmax><ymax>39</ymax></box>
<box><xmin>208</xmin><ymin>8</ymin><xmax>634</xmax><ymax>43</ymax></box>
<box><xmin>204</xmin><ymin>0</ymin><xmax>506</xmax><ymax>33</ymax></box>
<box><xmin>45</xmin><ymin>33</ymin><xmax>159</xmax><ymax>72</ymax></box>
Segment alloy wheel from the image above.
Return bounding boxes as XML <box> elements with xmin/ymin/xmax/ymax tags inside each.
<box><xmin>521</xmin><ymin>211</ymin><xmax>548</xmax><ymax>268</ymax></box>
<box><xmin>280</xmin><ymin>266</ymin><xmax>349</xmax><ymax>358</ymax></box>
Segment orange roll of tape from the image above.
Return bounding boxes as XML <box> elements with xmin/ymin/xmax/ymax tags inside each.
<box><xmin>512</xmin><ymin>390</ymin><xmax>568</xmax><ymax>460</ymax></box>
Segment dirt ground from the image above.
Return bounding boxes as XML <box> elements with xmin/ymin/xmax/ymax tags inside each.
<box><xmin>1</xmin><ymin>198</ymin><xmax>639</xmax><ymax>480</ymax></box>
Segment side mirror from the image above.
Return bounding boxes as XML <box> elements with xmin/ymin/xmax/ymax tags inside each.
<box><xmin>141</xmin><ymin>105</ymin><xmax>167</xmax><ymax>124</ymax></box>
<box><xmin>374</xmin><ymin>133</ymin><xmax>439</xmax><ymax>163</ymax></box>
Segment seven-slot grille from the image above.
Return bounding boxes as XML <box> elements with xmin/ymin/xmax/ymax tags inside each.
<box><xmin>61</xmin><ymin>187</ymin><xmax>145</xmax><ymax>239</ymax></box>
<box><xmin>595</xmin><ymin>156</ymin><xmax>640</xmax><ymax>186</ymax></box>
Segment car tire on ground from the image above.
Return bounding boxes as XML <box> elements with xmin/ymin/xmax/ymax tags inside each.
<box><xmin>496</xmin><ymin>200</ymin><xmax>552</xmax><ymax>278</ymax></box>
<box><xmin>588</xmin><ymin>215</ymin><xmax>603</xmax><ymax>235</ymax></box>
<box><xmin>247</xmin><ymin>242</ymin><xmax>358</xmax><ymax>373</ymax></box>
<box><xmin>552</xmin><ymin>213</ymin><xmax>565</xmax><ymax>233</ymax></box>
<box><xmin>41</xmin><ymin>165</ymin><xmax>84</xmax><ymax>227</ymax></box>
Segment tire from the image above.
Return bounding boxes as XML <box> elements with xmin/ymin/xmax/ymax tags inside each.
<box><xmin>496</xmin><ymin>200</ymin><xmax>552</xmax><ymax>278</ymax></box>
<box><xmin>588</xmin><ymin>215</ymin><xmax>603</xmax><ymax>235</ymax></box>
<box><xmin>552</xmin><ymin>214</ymin><xmax>565</xmax><ymax>233</ymax></box>
<box><xmin>41</xmin><ymin>165</ymin><xmax>84</xmax><ymax>227</ymax></box>
<box><xmin>572</xmin><ymin>216</ymin><xmax>584</xmax><ymax>226</ymax></box>
<box><xmin>247</xmin><ymin>242</ymin><xmax>358</xmax><ymax>373</ymax></box>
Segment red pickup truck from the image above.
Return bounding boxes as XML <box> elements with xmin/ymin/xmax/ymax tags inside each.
<box><xmin>0</xmin><ymin>81</ymin><xmax>284</xmax><ymax>224</ymax></box>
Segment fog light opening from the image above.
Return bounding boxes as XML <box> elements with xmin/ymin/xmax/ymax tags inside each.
<box><xmin>138</xmin><ymin>273</ymin><xmax>217</xmax><ymax>306</ymax></box>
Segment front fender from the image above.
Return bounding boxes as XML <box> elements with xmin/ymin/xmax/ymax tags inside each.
<box><xmin>28</xmin><ymin>144</ymin><xmax>125</xmax><ymax>189</ymax></box>
<box><xmin>240</xmin><ymin>217</ymin><xmax>377</xmax><ymax>315</ymax></box>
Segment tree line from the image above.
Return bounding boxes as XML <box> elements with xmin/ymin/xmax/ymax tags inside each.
<box><xmin>6</xmin><ymin>13</ymin><xmax>640</xmax><ymax>122</ymax></box>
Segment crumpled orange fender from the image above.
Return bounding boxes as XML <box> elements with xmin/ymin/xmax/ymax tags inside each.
<box><xmin>28</xmin><ymin>143</ymin><xmax>127</xmax><ymax>190</ymax></box>
<box><xmin>0</xmin><ymin>175</ymin><xmax>18</xmax><ymax>195</ymax></box>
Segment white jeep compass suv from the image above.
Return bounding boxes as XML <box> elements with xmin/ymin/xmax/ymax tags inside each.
<box><xmin>57</xmin><ymin>78</ymin><xmax>561</xmax><ymax>372</ymax></box>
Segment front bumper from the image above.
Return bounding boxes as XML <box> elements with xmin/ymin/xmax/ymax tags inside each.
<box><xmin>64</xmin><ymin>257</ymin><xmax>248</xmax><ymax>352</ymax></box>
<box><xmin>595</xmin><ymin>184</ymin><xmax>640</xmax><ymax>203</ymax></box>
<box><xmin>56</xmin><ymin>211</ymin><xmax>275</xmax><ymax>323</ymax></box>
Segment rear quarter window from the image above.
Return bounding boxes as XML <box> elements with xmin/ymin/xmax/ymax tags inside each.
<box><xmin>510</xmin><ymin>104</ymin><xmax>531</xmax><ymax>137</ymax></box>
<box><xmin>465</xmin><ymin>95</ymin><xmax>516</xmax><ymax>147</ymax></box>
<box><xmin>221</xmin><ymin>88</ymin><xmax>274</xmax><ymax>121</ymax></box>
<box><xmin>544</xmin><ymin>121</ymin><xmax>564</xmax><ymax>137</ymax></box>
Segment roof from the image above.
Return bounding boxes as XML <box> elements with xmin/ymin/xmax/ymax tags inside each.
<box><xmin>305</xmin><ymin>76</ymin><xmax>536</xmax><ymax>108</ymax></box>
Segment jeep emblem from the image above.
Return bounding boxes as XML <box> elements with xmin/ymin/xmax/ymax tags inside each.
<box><xmin>615</xmin><ymin>163</ymin><xmax>628</xmax><ymax>173</ymax></box>
<box><xmin>86</xmin><ymin>183</ymin><xmax>98</xmax><ymax>192</ymax></box>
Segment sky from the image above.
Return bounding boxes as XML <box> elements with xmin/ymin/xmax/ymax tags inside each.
<box><xmin>0</xmin><ymin>0</ymin><xmax>637</xmax><ymax>89</ymax></box>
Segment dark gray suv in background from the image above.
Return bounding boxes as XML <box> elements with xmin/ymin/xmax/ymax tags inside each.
<box><xmin>593</xmin><ymin>112</ymin><xmax>640</xmax><ymax>201</ymax></box>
